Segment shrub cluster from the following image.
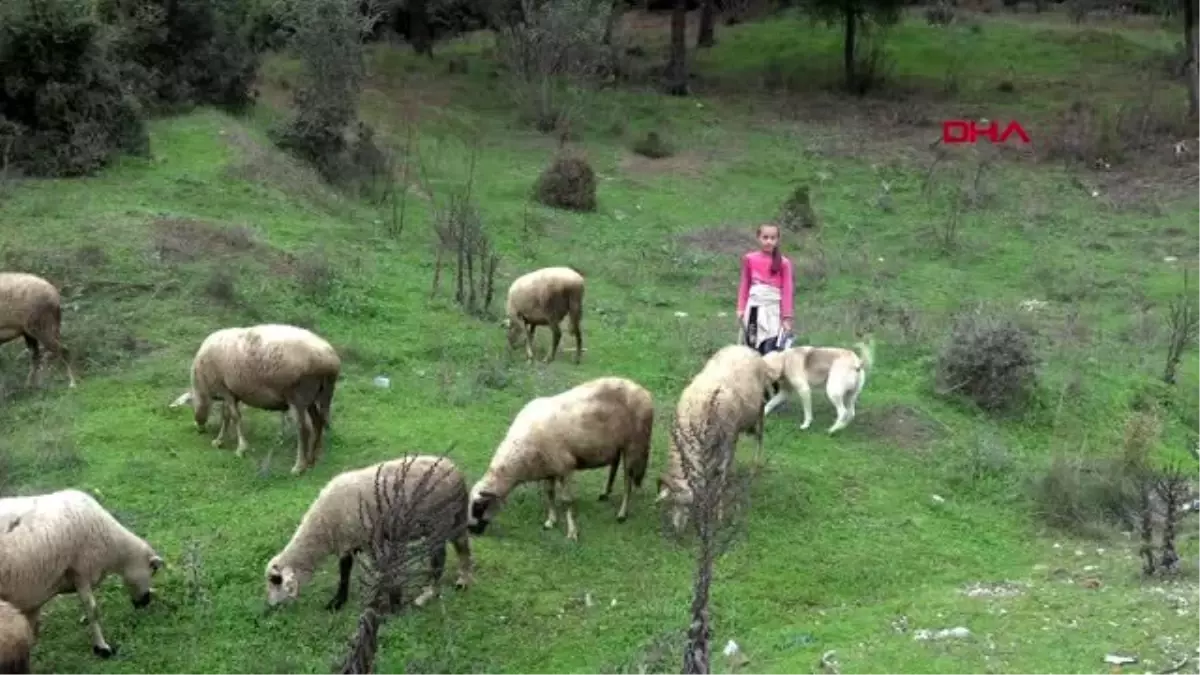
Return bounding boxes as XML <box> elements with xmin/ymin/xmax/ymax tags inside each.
<box><xmin>0</xmin><ymin>0</ymin><xmax>258</xmax><ymax>178</ymax></box>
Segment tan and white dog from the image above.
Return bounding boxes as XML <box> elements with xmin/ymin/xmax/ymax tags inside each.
<box><xmin>761</xmin><ymin>339</ymin><xmax>874</xmax><ymax>434</ymax></box>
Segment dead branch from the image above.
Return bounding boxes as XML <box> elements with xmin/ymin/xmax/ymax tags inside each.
<box><xmin>336</xmin><ymin>447</ymin><xmax>466</xmax><ymax>674</ymax></box>
<box><xmin>1162</xmin><ymin>268</ymin><xmax>1197</xmax><ymax>386</ymax></box>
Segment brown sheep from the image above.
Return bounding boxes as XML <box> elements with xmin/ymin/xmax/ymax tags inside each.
<box><xmin>0</xmin><ymin>272</ymin><xmax>77</xmax><ymax>389</ymax></box>
<box><xmin>501</xmin><ymin>266</ymin><xmax>585</xmax><ymax>364</ymax></box>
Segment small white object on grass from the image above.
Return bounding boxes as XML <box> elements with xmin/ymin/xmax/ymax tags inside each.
<box><xmin>373</xmin><ymin>375</ymin><xmax>391</xmax><ymax>389</ymax></box>
<box><xmin>674</xmin><ymin>311</ymin><xmax>688</xmax><ymax>318</ymax></box>
<box><xmin>1104</xmin><ymin>654</ymin><xmax>1138</xmax><ymax>666</ymax></box>
<box><xmin>723</xmin><ymin>640</ymin><xmax>740</xmax><ymax>657</ymax></box>
<box><xmin>931</xmin><ymin>494</ymin><xmax>946</xmax><ymax>504</ymax></box>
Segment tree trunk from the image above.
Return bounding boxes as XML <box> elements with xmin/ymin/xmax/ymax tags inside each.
<box><xmin>603</xmin><ymin>0</ymin><xmax>622</xmax><ymax>44</ymax></box>
<box><xmin>842</xmin><ymin>5</ymin><xmax>857</xmax><ymax>94</ymax></box>
<box><xmin>697</xmin><ymin>0</ymin><xmax>716</xmax><ymax>47</ymax></box>
<box><xmin>1185</xmin><ymin>0</ymin><xmax>1198</xmax><ymax>118</ymax></box>
<box><xmin>664</xmin><ymin>0</ymin><xmax>690</xmax><ymax>96</ymax></box>
<box><xmin>409</xmin><ymin>0</ymin><xmax>434</xmax><ymax>57</ymax></box>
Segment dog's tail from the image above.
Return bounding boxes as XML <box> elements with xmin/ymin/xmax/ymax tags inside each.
<box><xmin>854</xmin><ymin>337</ymin><xmax>875</xmax><ymax>373</ymax></box>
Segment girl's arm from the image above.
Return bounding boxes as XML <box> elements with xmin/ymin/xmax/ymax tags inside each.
<box><xmin>736</xmin><ymin>254</ymin><xmax>751</xmax><ymax>317</ymax></box>
<box><xmin>780</xmin><ymin>257</ymin><xmax>794</xmax><ymax>320</ymax></box>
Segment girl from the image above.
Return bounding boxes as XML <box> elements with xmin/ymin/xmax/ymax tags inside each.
<box><xmin>736</xmin><ymin>222</ymin><xmax>794</xmax><ymax>355</ymax></box>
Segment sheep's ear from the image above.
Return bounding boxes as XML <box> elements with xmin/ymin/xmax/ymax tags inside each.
<box><xmin>149</xmin><ymin>555</ymin><xmax>164</xmax><ymax>573</ymax></box>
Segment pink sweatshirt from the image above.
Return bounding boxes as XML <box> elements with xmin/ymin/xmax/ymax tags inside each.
<box><xmin>737</xmin><ymin>250</ymin><xmax>794</xmax><ymax>319</ymax></box>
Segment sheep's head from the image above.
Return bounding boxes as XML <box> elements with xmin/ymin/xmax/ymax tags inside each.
<box><xmin>761</xmin><ymin>350</ymin><xmax>785</xmax><ymax>384</ymax></box>
<box><xmin>122</xmin><ymin>548</ymin><xmax>164</xmax><ymax>609</ymax></box>
<box><xmin>467</xmin><ymin>485</ymin><xmax>504</xmax><ymax>535</ymax></box>
<box><xmin>264</xmin><ymin>561</ymin><xmax>302</xmax><ymax>607</ymax></box>
<box><xmin>502</xmin><ymin>317</ymin><xmax>524</xmax><ymax>349</ymax></box>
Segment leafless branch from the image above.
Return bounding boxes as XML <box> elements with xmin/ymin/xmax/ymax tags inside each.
<box><xmin>1162</xmin><ymin>268</ymin><xmax>1197</xmax><ymax>386</ymax></box>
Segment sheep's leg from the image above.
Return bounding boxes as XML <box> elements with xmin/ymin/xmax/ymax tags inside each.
<box><xmin>22</xmin><ymin>335</ymin><xmax>42</xmax><ymax>388</ymax></box>
<box><xmin>599</xmin><ymin>458</ymin><xmax>619</xmax><ymax>501</ymax></box>
<box><xmin>211</xmin><ymin>402</ymin><xmax>230</xmax><ymax>449</ymax></box>
<box><xmin>558</xmin><ymin>475</ymin><xmax>579</xmax><ymax>542</ymax></box>
<box><xmin>569</xmin><ymin>311</ymin><xmax>583</xmax><ymax>365</ymax></box>
<box><xmin>414</xmin><ymin>544</ymin><xmax>446</xmax><ymax>608</ymax></box>
<box><xmin>291</xmin><ymin>403</ymin><xmax>313</xmax><ymax>475</ymax></box>
<box><xmin>545</xmin><ymin>323</ymin><xmax>562</xmax><ymax>363</ymax></box>
<box><xmin>617</xmin><ymin>457</ymin><xmax>634</xmax><ymax>523</ymax></box>
<box><xmin>451</xmin><ymin>531</ymin><xmax>473</xmax><ymax>589</ymax></box>
<box><xmin>542</xmin><ymin>478</ymin><xmax>558</xmax><ymax>530</ymax></box>
<box><xmin>326</xmin><ymin>553</ymin><xmax>354</xmax><ymax>611</ymax></box>
<box><xmin>230</xmin><ymin>401</ymin><xmax>251</xmax><ymax>457</ymax></box>
<box><xmin>76</xmin><ymin>581</ymin><xmax>115</xmax><ymax>658</ymax></box>
<box><xmin>524</xmin><ymin>324</ymin><xmax>536</xmax><ymax>362</ymax></box>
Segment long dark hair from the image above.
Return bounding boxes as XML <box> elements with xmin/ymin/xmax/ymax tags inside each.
<box><xmin>757</xmin><ymin>222</ymin><xmax>783</xmax><ymax>276</ymax></box>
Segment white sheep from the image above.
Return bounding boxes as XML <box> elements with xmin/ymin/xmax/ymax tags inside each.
<box><xmin>501</xmin><ymin>266</ymin><xmax>585</xmax><ymax>364</ymax></box>
<box><xmin>467</xmin><ymin>376</ymin><xmax>655</xmax><ymax>542</ymax></box>
<box><xmin>656</xmin><ymin>345</ymin><xmax>782</xmax><ymax>533</ymax></box>
<box><xmin>0</xmin><ymin>600</ymin><xmax>32</xmax><ymax>675</ymax></box>
<box><xmin>169</xmin><ymin>323</ymin><xmax>341</xmax><ymax>475</ymax></box>
<box><xmin>0</xmin><ymin>272</ymin><xmax>78</xmax><ymax>389</ymax></box>
<box><xmin>0</xmin><ymin>489</ymin><xmax>164</xmax><ymax>659</ymax></box>
<box><xmin>265</xmin><ymin>455</ymin><xmax>474</xmax><ymax>611</ymax></box>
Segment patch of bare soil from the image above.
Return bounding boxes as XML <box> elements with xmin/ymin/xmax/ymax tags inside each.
<box><xmin>679</xmin><ymin>226</ymin><xmax>755</xmax><ymax>257</ymax></box>
<box><xmin>150</xmin><ymin>218</ymin><xmax>296</xmax><ymax>276</ymax></box>
<box><xmin>618</xmin><ymin>150</ymin><xmax>710</xmax><ymax>177</ymax></box>
<box><xmin>858</xmin><ymin>403</ymin><xmax>945</xmax><ymax>452</ymax></box>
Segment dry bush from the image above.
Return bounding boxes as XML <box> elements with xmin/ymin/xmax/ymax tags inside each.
<box><xmin>631</xmin><ymin>130</ymin><xmax>674</xmax><ymax>159</ymax></box>
<box><xmin>935</xmin><ymin>306</ymin><xmax>1039</xmax><ymax>414</ymax></box>
<box><xmin>425</xmin><ymin>151</ymin><xmax>500</xmax><ymax>319</ymax></box>
<box><xmin>1042</xmin><ymin>94</ymin><xmax>1194</xmax><ymax>166</ymax></box>
<box><xmin>1161</xmin><ymin>268</ymin><xmax>1197</xmax><ymax>386</ymax></box>
<box><xmin>925</xmin><ymin>2</ymin><xmax>956</xmax><ymax>24</ymax></box>
<box><xmin>1032</xmin><ymin>409</ymin><xmax>1161</xmax><ymax>535</ymax></box>
<box><xmin>777</xmin><ymin>184</ymin><xmax>818</xmax><ymax>232</ymax></box>
<box><xmin>337</xmin><ymin>451</ymin><xmax>468</xmax><ymax>674</ymax></box>
<box><xmin>294</xmin><ymin>251</ymin><xmax>338</xmax><ymax>302</ymax></box>
<box><xmin>492</xmin><ymin>0</ymin><xmax>614</xmax><ymax>133</ymax></box>
<box><xmin>534</xmin><ymin>149</ymin><xmax>597</xmax><ymax>212</ymax></box>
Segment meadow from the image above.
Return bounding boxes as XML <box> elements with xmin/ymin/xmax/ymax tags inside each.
<box><xmin>0</xmin><ymin>4</ymin><xmax>1198</xmax><ymax>673</ymax></box>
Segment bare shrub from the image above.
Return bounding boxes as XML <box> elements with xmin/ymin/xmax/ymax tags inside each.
<box><xmin>336</xmin><ymin>451</ymin><xmax>468</xmax><ymax>674</ymax></box>
<box><xmin>1042</xmin><ymin>94</ymin><xmax>1193</xmax><ymax>166</ymax></box>
<box><xmin>925</xmin><ymin>2</ymin><xmax>955</xmax><ymax>24</ymax></box>
<box><xmin>935</xmin><ymin>307</ymin><xmax>1039</xmax><ymax>414</ymax></box>
<box><xmin>669</xmin><ymin>390</ymin><xmax>756</xmax><ymax>675</ymax></box>
<box><xmin>295</xmin><ymin>251</ymin><xmax>337</xmax><ymax>302</ymax></box>
<box><xmin>1161</xmin><ymin>268</ymin><xmax>1197</xmax><ymax>386</ymax></box>
<box><xmin>424</xmin><ymin>150</ymin><xmax>500</xmax><ymax>319</ymax></box>
<box><xmin>203</xmin><ymin>268</ymin><xmax>238</xmax><ymax>306</ymax></box>
<box><xmin>1142</xmin><ymin>462</ymin><xmax>1197</xmax><ymax>576</ymax></box>
<box><xmin>534</xmin><ymin>149</ymin><xmax>597</xmax><ymax>212</ymax></box>
<box><xmin>492</xmin><ymin>0</ymin><xmax>613</xmax><ymax>133</ymax></box>
<box><xmin>631</xmin><ymin>130</ymin><xmax>674</xmax><ymax>159</ymax></box>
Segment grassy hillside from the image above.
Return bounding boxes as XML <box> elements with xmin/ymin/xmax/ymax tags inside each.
<box><xmin>1</xmin><ymin>7</ymin><xmax>1197</xmax><ymax>674</ymax></box>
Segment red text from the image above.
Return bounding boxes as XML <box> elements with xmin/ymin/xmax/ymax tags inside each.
<box><xmin>942</xmin><ymin>120</ymin><xmax>1031</xmax><ymax>145</ymax></box>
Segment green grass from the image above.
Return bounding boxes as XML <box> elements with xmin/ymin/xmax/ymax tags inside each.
<box><xmin>1</xmin><ymin>7</ymin><xmax>1198</xmax><ymax>674</ymax></box>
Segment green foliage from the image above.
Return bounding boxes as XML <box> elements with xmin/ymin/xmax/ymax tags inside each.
<box><xmin>98</xmin><ymin>0</ymin><xmax>260</xmax><ymax>113</ymax></box>
<box><xmin>0</xmin><ymin>0</ymin><xmax>147</xmax><ymax>177</ymax></box>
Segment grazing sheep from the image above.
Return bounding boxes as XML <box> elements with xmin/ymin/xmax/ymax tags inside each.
<box><xmin>0</xmin><ymin>489</ymin><xmax>164</xmax><ymax>659</ymax></box>
<box><xmin>170</xmin><ymin>323</ymin><xmax>340</xmax><ymax>475</ymax></box>
<box><xmin>656</xmin><ymin>345</ymin><xmax>782</xmax><ymax>533</ymax></box>
<box><xmin>0</xmin><ymin>601</ymin><xmax>32</xmax><ymax>675</ymax></box>
<box><xmin>0</xmin><ymin>272</ymin><xmax>77</xmax><ymax>389</ymax></box>
<box><xmin>265</xmin><ymin>455</ymin><xmax>474</xmax><ymax>611</ymax></box>
<box><xmin>468</xmin><ymin>376</ymin><xmax>654</xmax><ymax>542</ymax></box>
<box><xmin>501</xmin><ymin>266</ymin><xmax>585</xmax><ymax>364</ymax></box>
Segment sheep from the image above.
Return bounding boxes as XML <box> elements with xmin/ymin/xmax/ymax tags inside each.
<box><xmin>0</xmin><ymin>272</ymin><xmax>78</xmax><ymax>389</ymax></box>
<box><xmin>0</xmin><ymin>489</ymin><xmax>164</xmax><ymax>659</ymax></box>
<box><xmin>0</xmin><ymin>601</ymin><xmax>32</xmax><ymax>675</ymax></box>
<box><xmin>169</xmin><ymin>323</ymin><xmax>340</xmax><ymax>475</ymax></box>
<box><xmin>655</xmin><ymin>345</ymin><xmax>783</xmax><ymax>534</ymax></box>
<box><xmin>265</xmin><ymin>455</ymin><xmax>474</xmax><ymax>612</ymax></box>
<box><xmin>501</xmin><ymin>266</ymin><xmax>585</xmax><ymax>364</ymax></box>
<box><xmin>467</xmin><ymin>376</ymin><xmax>654</xmax><ymax>542</ymax></box>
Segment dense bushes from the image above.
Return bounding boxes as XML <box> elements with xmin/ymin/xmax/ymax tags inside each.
<box><xmin>0</xmin><ymin>0</ymin><xmax>257</xmax><ymax>179</ymax></box>
<box><xmin>935</xmin><ymin>308</ymin><xmax>1039</xmax><ymax>414</ymax></box>
<box><xmin>0</xmin><ymin>0</ymin><xmax>148</xmax><ymax>177</ymax></box>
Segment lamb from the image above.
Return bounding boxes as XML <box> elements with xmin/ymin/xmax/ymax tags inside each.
<box><xmin>501</xmin><ymin>266</ymin><xmax>585</xmax><ymax>364</ymax></box>
<box><xmin>265</xmin><ymin>455</ymin><xmax>474</xmax><ymax>612</ymax></box>
<box><xmin>655</xmin><ymin>345</ymin><xmax>783</xmax><ymax>534</ymax></box>
<box><xmin>0</xmin><ymin>601</ymin><xmax>32</xmax><ymax>675</ymax></box>
<box><xmin>467</xmin><ymin>376</ymin><xmax>655</xmax><ymax>542</ymax></box>
<box><xmin>0</xmin><ymin>272</ymin><xmax>78</xmax><ymax>389</ymax></box>
<box><xmin>169</xmin><ymin>323</ymin><xmax>340</xmax><ymax>475</ymax></box>
<box><xmin>0</xmin><ymin>489</ymin><xmax>164</xmax><ymax>659</ymax></box>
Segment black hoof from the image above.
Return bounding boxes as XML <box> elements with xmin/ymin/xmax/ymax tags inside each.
<box><xmin>325</xmin><ymin>597</ymin><xmax>347</xmax><ymax>612</ymax></box>
<box><xmin>616</xmin><ymin>514</ymin><xmax>627</xmax><ymax>523</ymax></box>
<box><xmin>454</xmin><ymin>581</ymin><xmax>469</xmax><ymax>590</ymax></box>
<box><xmin>94</xmin><ymin>644</ymin><xmax>117</xmax><ymax>658</ymax></box>
<box><xmin>597</xmin><ymin>493</ymin><xmax>609</xmax><ymax>502</ymax></box>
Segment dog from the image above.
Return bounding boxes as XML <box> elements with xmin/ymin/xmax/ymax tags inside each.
<box><xmin>760</xmin><ymin>338</ymin><xmax>874</xmax><ymax>434</ymax></box>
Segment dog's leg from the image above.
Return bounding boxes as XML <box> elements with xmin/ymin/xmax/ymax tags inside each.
<box><xmin>796</xmin><ymin>380</ymin><xmax>814</xmax><ymax>430</ymax></box>
<box><xmin>764</xmin><ymin>387</ymin><xmax>789</xmax><ymax>416</ymax></box>
<box><xmin>827</xmin><ymin>378</ymin><xmax>850</xmax><ymax>434</ymax></box>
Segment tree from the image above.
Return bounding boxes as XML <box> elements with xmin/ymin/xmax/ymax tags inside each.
<box><xmin>1184</xmin><ymin>0</ymin><xmax>1197</xmax><ymax>118</ymax></box>
<box><xmin>697</xmin><ymin>0</ymin><xmax>716</xmax><ymax>47</ymax></box>
<box><xmin>664</xmin><ymin>0</ymin><xmax>689</xmax><ymax>95</ymax></box>
<box><xmin>804</xmin><ymin>0</ymin><xmax>907</xmax><ymax>93</ymax></box>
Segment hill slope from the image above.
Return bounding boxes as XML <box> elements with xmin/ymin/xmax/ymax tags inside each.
<box><xmin>0</xmin><ymin>10</ymin><xmax>1197</xmax><ymax>674</ymax></box>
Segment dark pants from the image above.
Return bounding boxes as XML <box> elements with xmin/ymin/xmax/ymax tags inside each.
<box><xmin>746</xmin><ymin>309</ymin><xmax>782</xmax><ymax>398</ymax></box>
